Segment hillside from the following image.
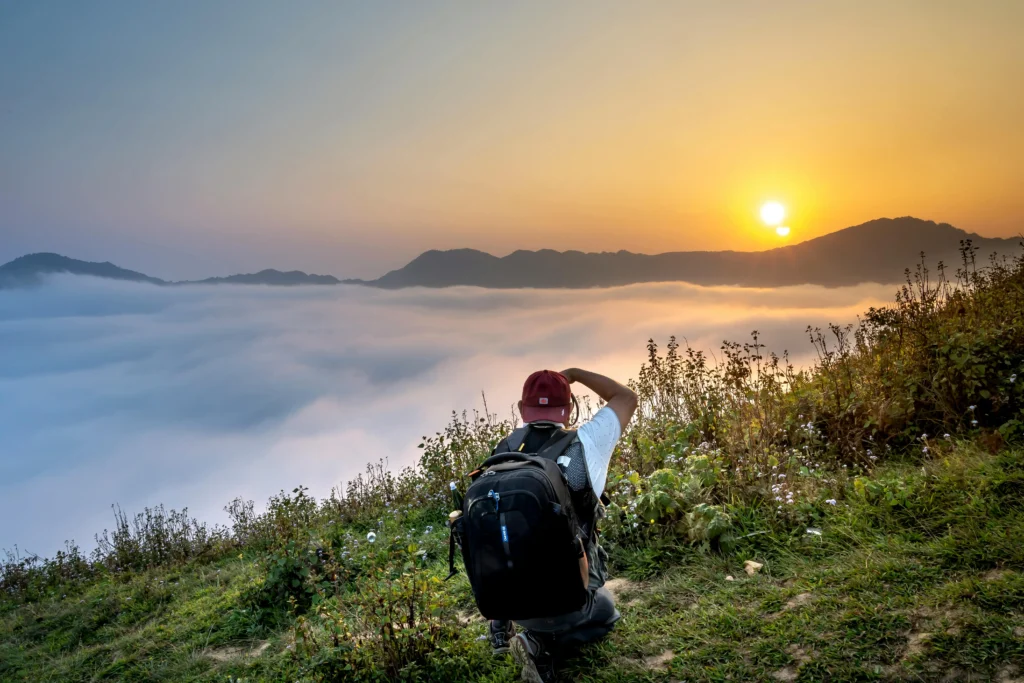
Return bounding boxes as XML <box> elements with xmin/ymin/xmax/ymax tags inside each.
<box><xmin>3</xmin><ymin>245</ymin><xmax>1024</xmax><ymax>681</ymax></box>
<box><xmin>367</xmin><ymin>218</ymin><xmax>1018</xmax><ymax>289</ymax></box>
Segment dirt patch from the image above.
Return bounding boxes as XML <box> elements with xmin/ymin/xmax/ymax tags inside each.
<box><xmin>771</xmin><ymin>666</ymin><xmax>799</xmax><ymax>681</ymax></box>
<box><xmin>782</xmin><ymin>592</ymin><xmax>813</xmax><ymax>611</ymax></box>
<box><xmin>206</xmin><ymin>641</ymin><xmax>269</xmax><ymax>662</ymax></box>
<box><xmin>604</xmin><ymin>577</ymin><xmax>638</xmax><ymax>599</ymax></box>
<box><xmin>983</xmin><ymin>568</ymin><xmax>1014</xmax><ymax>581</ymax></box>
<box><xmin>786</xmin><ymin>644</ymin><xmax>812</xmax><ymax>665</ymax></box>
<box><xmin>457</xmin><ymin>611</ymin><xmax>485</xmax><ymax>625</ymax></box>
<box><xmin>997</xmin><ymin>664</ymin><xmax>1023</xmax><ymax>683</ymax></box>
<box><xmin>1014</xmin><ymin>626</ymin><xmax>1024</xmax><ymax>638</ymax></box>
<box><xmin>903</xmin><ymin>632</ymin><xmax>932</xmax><ymax>661</ymax></box>
<box><xmin>642</xmin><ymin>650</ymin><xmax>675</xmax><ymax>670</ymax></box>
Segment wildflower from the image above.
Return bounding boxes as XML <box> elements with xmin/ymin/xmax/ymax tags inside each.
<box><xmin>424</xmin><ymin>526</ymin><xmax>434</xmax><ymax>534</ymax></box>
<box><xmin>972</xmin><ymin>419</ymin><xmax>979</xmax><ymax>426</ymax></box>
<box><xmin>366</xmin><ymin>532</ymin><xmax>377</xmax><ymax>543</ymax></box>
<box><xmin>968</xmin><ymin>405</ymin><xmax>976</xmax><ymax>412</ymax></box>
<box><xmin>944</xmin><ymin>433</ymin><xmax>951</xmax><ymax>440</ymax></box>
<box><xmin>825</xmin><ymin>499</ymin><xmax>837</xmax><ymax>506</ymax></box>
<box><xmin>922</xmin><ymin>446</ymin><xmax>929</xmax><ymax>454</ymax></box>
<box><xmin>1011</xmin><ymin>374</ymin><xmax>1017</xmax><ymax>383</ymax></box>
<box><xmin>920</xmin><ymin>434</ymin><xmax>928</xmax><ymax>441</ymax></box>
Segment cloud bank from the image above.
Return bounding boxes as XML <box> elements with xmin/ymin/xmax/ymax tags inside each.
<box><xmin>0</xmin><ymin>276</ymin><xmax>895</xmax><ymax>554</ymax></box>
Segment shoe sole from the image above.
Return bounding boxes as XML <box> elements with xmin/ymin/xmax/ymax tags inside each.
<box><xmin>491</xmin><ymin>645</ymin><xmax>511</xmax><ymax>655</ymax></box>
<box><xmin>510</xmin><ymin>637</ymin><xmax>544</xmax><ymax>683</ymax></box>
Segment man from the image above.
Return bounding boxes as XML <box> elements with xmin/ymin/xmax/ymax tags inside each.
<box><xmin>489</xmin><ymin>367</ymin><xmax>638</xmax><ymax>683</ymax></box>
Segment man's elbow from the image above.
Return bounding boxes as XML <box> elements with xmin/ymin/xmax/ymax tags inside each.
<box><xmin>616</xmin><ymin>388</ymin><xmax>639</xmax><ymax>423</ymax></box>
<box><xmin>625</xmin><ymin>388</ymin><xmax>638</xmax><ymax>415</ymax></box>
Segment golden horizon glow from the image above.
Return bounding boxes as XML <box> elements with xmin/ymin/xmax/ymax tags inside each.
<box><xmin>776</xmin><ymin>226</ymin><xmax>791</xmax><ymax>237</ymax></box>
<box><xmin>5</xmin><ymin>2</ymin><xmax>1024</xmax><ymax>277</ymax></box>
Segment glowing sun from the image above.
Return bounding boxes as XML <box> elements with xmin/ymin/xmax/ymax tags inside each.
<box><xmin>760</xmin><ymin>201</ymin><xmax>785</xmax><ymax>226</ymax></box>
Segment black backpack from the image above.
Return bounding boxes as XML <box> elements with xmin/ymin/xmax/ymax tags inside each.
<box><xmin>455</xmin><ymin>425</ymin><xmax>589</xmax><ymax>621</ymax></box>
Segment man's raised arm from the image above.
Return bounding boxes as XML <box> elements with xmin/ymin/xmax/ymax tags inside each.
<box><xmin>559</xmin><ymin>368</ymin><xmax>638</xmax><ymax>432</ymax></box>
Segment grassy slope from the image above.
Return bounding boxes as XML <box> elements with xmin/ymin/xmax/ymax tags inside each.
<box><xmin>3</xmin><ymin>444</ymin><xmax>1022</xmax><ymax>682</ymax></box>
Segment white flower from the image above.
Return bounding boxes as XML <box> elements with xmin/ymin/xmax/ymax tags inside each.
<box><xmin>1011</xmin><ymin>374</ymin><xmax>1017</xmax><ymax>383</ymax></box>
<box><xmin>922</xmin><ymin>446</ymin><xmax>929</xmax><ymax>454</ymax></box>
<box><xmin>825</xmin><ymin>499</ymin><xmax>837</xmax><ymax>506</ymax></box>
<box><xmin>920</xmin><ymin>434</ymin><xmax>928</xmax><ymax>441</ymax></box>
<box><xmin>366</xmin><ymin>532</ymin><xmax>377</xmax><ymax>543</ymax></box>
<box><xmin>944</xmin><ymin>434</ymin><xmax>951</xmax><ymax>440</ymax></box>
<box><xmin>968</xmin><ymin>405</ymin><xmax>977</xmax><ymax>412</ymax></box>
<box><xmin>971</xmin><ymin>419</ymin><xmax>979</xmax><ymax>426</ymax></box>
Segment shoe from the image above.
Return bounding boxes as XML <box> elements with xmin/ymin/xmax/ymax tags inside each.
<box><xmin>510</xmin><ymin>632</ymin><xmax>556</xmax><ymax>683</ymax></box>
<box><xmin>489</xmin><ymin>620</ymin><xmax>515</xmax><ymax>655</ymax></box>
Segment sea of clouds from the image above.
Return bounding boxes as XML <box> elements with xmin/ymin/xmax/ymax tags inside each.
<box><xmin>0</xmin><ymin>276</ymin><xmax>896</xmax><ymax>555</ymax></box>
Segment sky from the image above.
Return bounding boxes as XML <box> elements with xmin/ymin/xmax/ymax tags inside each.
<box><xmin>0</xmin><ymin>276</ymin><xmax>894</xmax><ymax>555</ymax></box>
<box><xmin>2</xmin><ymin>1</ymin><xmax>1023</xmax><ymax>279</ymax></box>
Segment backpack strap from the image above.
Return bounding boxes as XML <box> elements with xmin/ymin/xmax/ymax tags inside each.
<box><xmin>535</xmin><ymin>428</ymin><xmax>577</xmax><ymax>463</ymax></box>
<box><xmin>502</xmin><ymin>426</ymin><xmax>531</xmax><ymax>454</ymax></box>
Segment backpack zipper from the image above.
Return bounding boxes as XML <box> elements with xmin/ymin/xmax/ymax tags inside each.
<box><xmin>499</xmin><ymin>512</ymin><xmax>512</xmax><ymax>568</ymax></box>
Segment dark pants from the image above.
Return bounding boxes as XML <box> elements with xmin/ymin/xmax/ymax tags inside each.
<box><xmin>491</xmin><ymin>585</ymin><xmax>620</xmax><ymax>651</ymax></box>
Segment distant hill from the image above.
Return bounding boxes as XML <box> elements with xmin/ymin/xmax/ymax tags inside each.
<box><xmin>0</xmin><ymin>254</ymin><xmax>338</xmax><ymax>289</ymax></box>
<box><xmin>2</xmin><ymin>218</ymin><xmax>1018</xmax><ymax>291</ymax></box>
<box><xmin>191</xmin><ymin>270</ymin><xmax>340</xmax><ymax>286</ymax></box>
<box><xmin>365</xmin><ymin>218</ymin><xmax>1020</xmax><ymax>289</ymax></box>
<box><xmin>0</xmin><ymin>253</ymin><xmax>165</xmax><ymax>288</ymax></box>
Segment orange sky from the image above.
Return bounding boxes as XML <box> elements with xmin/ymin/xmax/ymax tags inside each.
<box><xmin>3</xmin><ymin>1</ymin><xmax>1023</xmax><ymax>277</ymax></box>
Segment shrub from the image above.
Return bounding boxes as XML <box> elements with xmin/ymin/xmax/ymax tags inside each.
<box><xmin>293</xmin><ymin>530</ymin><xmax>463</xmax><ymax>681</ymax></box>
<box><xmin>93</xmin><ymin>504</ymin><xmax>229</xmax><ymax>572</ymax></box>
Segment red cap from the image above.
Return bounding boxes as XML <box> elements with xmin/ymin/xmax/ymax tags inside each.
<box><xmin>521</xmin><ymin>370</ymin><xmax>572</xmax><ymax>423</ymax></box>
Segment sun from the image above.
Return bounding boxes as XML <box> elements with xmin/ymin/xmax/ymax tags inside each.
<box><xmin>760</xmin><ymin>201</ymin><xmax>785</xmax><ymax>226</ymax></box>
<box><xmin>775</xmin><ymin>226</ymin><xmax>790</xmax><ymax>237</ymax></box>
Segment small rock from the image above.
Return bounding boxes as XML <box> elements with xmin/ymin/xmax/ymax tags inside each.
<box><xmin>744</xmin><ymin>560</ymin><xmax>763</xmax><ymax>576</ymax></box>
<box><xmin>725</xmin><ymin>575</ymin><xmax>735</xmax><ymax>581</ymax></box>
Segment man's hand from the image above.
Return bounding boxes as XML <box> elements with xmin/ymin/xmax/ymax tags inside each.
<box><xmin>559</xmin><ymin>367</ymin><xmax>637</xmax><ymax>432</ymax></box>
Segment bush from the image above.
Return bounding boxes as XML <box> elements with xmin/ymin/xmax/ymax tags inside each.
<box><xmin>293</xmin><ymin>528</ymin><xmax>464</xmax><ymax>681</ymax></box>
<box><xmin>93</xmin><ymin>503</ymin><xmax>229</xmax><ymax>573</ymax></box>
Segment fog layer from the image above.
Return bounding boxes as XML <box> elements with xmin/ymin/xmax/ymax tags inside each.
<box><xmin>0</xmin><ymin>277</ymin><xmax>894</xmax><ymax>554</ymax></box>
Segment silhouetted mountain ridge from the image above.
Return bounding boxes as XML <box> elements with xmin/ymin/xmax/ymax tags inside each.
<box><xmin>0</xmin><ymin>253</ymin><xmax>165</xmax><ymax>287</ymax></box>
<box><xmin>1</xmin><ymin>218</ymin><xmax>1017</xmax><ymax>291</ymax></box>
<box><xmin>194</xmin><ymin>269</ymin><xmax>340</xmax><ymax>286</ymax></box>
<box><xmin>367</xmin><ymin>218</ymin><xmax>1019</xmax><ymax>289</ymax></box>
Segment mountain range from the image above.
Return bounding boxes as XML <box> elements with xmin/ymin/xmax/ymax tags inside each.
<box><xmin>1</xmin><ymin>218</ymin><xmax>1018</xmax><ymax>291</ymax></box>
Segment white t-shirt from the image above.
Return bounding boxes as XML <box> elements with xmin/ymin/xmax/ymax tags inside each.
<box><xmin>574</xmin><ymin>405</ymin><xmax>622</xmax><ymax>497</ymax></box>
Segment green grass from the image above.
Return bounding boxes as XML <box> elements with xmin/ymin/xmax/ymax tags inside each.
<box><xmin>3</xmin><ymin>444</ymin><xmax>1023</xmax><ymax>682</ymax></box>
